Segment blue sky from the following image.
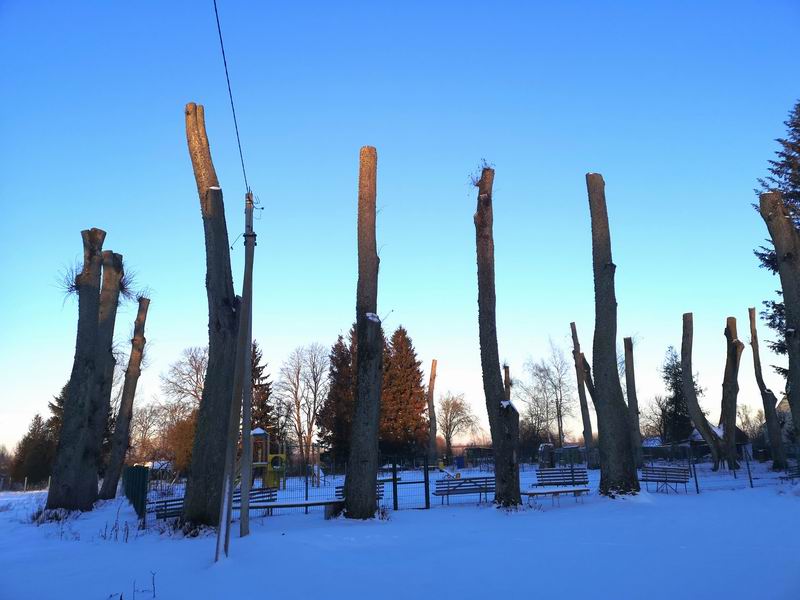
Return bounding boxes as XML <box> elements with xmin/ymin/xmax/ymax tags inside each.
<box><xmin>0</xmin><ymin>1</ymin><xmax>798</xmax><ymax>449</ymax></box>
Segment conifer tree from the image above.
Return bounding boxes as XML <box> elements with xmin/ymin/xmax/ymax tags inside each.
<box><xmin>318</xmin><ymin>330</ymin><xmax>356</xmax><ymax>460</ymax></box>
<box><xmin>755</xmin><ymin>100</ymin><xmax>800</xmax><ymax>363</ymax></box>
<box><xmin>660</xmin><ymin>347</ymin><xmax>696</xmax><ymax>442</ymax></box>
<box><xmin>250</xmin><ymin>340</ymin><xmax>276</xmax><ymax>434</ymax></box>
<box><xmin>380</xmin><ymin>326</ymin><xmax>428</xmax><ymax>455</ymax></box>
<box><xmin>12</xmin><ymin>415</ymin><xmax>57</xmax><ymax>485</ymax></box>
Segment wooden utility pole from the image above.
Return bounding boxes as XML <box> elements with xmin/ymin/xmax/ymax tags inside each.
<box><xmin>623</xmin><ymin>337</ymin><xmax>643</xmax><ymax>467</ymax></box>
<box><xmin>748</xmin><ymin>307</ymin><xmax>788</xmax><ymax>470</ymax></box>
<box><xmin>570</xmin><ymin>322</ymin><xmax>595</xmax><ymax>457</ymax></box>
<box><xmin>427</xmin><ymin>359</ymin><xmax>438</xmax><ymax>463</ymax></box>
<box><xmin>216</xmin><ymin>192</ymin><xmax>256</xmax><ymax>560</ymax></box>
<box><xmin>240</xmin><ymin>192</ymin><xmax>256</xmax><ymax>537</ymax></box>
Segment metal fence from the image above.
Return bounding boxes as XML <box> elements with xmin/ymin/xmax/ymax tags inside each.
<box><xmin>122</xmin><ymin>465</ymin><xmax>149</xmax><ymax>522</ymax></box>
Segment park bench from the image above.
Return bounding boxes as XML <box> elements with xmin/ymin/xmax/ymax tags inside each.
<box><xmin>253</xmin><ymin>483</ymin><xmax>385</xmax><ymax>520</ymax></box>
<box><xmin>432</xmin><ymin>476</ymin><xmax>495</xmax><ymax>504</ymax></box>
<box><xmin>779</xmin><ymin>464</ymin><xmax>800</xmax><ymax>482</ymax></box>
<box><xmin>147</xmin><ymin>486</ymin><xmax>278</xmax><ymax>520</ymax></box>
<box><xmin>520</xmin><ymin>467</ymin><xmax>590</xmax><ymax>506</ymax></box>
<box><xmin>334</xmin><ymin>482</ymin><xmax>385</xmax><ymax>501</ymax></box>
<box><xmin>640</xmin><ymin>465</ymin><xmax>691</xmax><ymax>494</ymax></box>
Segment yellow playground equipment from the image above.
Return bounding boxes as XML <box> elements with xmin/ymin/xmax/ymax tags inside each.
<box><xmin>251</xmin><ymin>428</ymin><xmax>286</xmax><ymax>490</ymax></box>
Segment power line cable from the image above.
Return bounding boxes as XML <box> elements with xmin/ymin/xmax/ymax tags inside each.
<box><xmin>212</xmin><ymin>0</ymin><xmax>250</xmax><ymax>193</ymax></box>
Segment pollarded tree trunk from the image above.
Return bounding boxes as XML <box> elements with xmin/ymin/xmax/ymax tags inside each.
<box><xmin>474</xmin><ymin>167</ymin><xmax>521</xmax><ymax>507</ymax></box>
<box><xmin>585</xmin><ymin>173</ymin><xmax>639</xmax><ymax>496</ymax></box>
<box><xmin>47</xmin><ymin>228</ymin><xmax>107</xmax><ymax>511</ymax></box>
<box><xmin>344</xmin><ymin>146</ymin><xmax>383</xmax><ymax>519</ymax></box>
<box><xmin>581</xmin><ymin>353</ymin><xmax>597</xmax><ymax>406</ymax></box>
<box><xmin>570</xmin><ymin>322</ymin><xmax>595</xmax><ymax>454</ymax></box>
<box><xmin>623</xmin><ymin>337</ymin><xmax>643</xmax><ymax>467</ymax></box>
<box><xmin>87</xmin><ymin>251</ymin><xmax>124</xmax><ymax>477</ymax></box>
<box><xmin>681</xmin><ymin>313</ymin><xmax>723</xmax><ymax>470</ymax></box>
<box><xmin>182</xmin><ymin>103</ymin><xmax>240</xmax><ymax>526</ymax></box>
<box><xmin>759</xmin><ymin>191</ymin><xmax>800</xmax><ymax>438</ymax></box>
<box><xmin>427</xmin><ymin>359</ymin><xmax>438</xmax><ymax>463</ymax></box>
<box><xmin>748</xmin><ymin>306</ymin><xmax>788</xmax><ymax>470</ymax></box>
<box><xmin>99</xmin><ymin>296</ymin><xmax>150</xmax><ymax>499</ymax></box>
<box><xmin>720</xmin><ymin>317</ymin><xmax>745</xmax><ymax>470</ymax></box>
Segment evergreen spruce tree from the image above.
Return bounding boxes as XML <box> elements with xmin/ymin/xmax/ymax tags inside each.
<box><xmin>755</xmin><ymin>100</ymin><xmax>800</xmax><ymax>366</ymax></box>
<box><xmin>12</xmin><ymin>414</ymin><xmax>57</xmax><ymax>485</ymax></box>
<box><xmin>46</xmin><ymin>383</ymin><xmax>68</xmax><ymax>442</ymax></box>
<box><xmin>250</xmin><ymin>340</ymin><xmax>277</xmax><ymax>434</ymax></box>
<box><xmin>661</xmin><ymin>346</ymin><xmax>697</xmax><ymax>442</ymax></box>
<box><xmin>318</xmin><ymin>329</ymin><xmax>356</xmax><ymax>460</ymax></box>
<box><xmin>379</xmin><ymin>326</ymin><xmax>428</xmax><ymax>455</ymax></box>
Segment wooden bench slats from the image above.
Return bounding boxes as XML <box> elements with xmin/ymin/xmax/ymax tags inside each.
<box><xmin>432</xmin><ymin>477</ymin><xmax>495</xmax><ymax>504</ymax></box>
<box><xmin>640</xmin><ymin>466</ymin><xmax>691</xmax><ymax>493</ymax></box>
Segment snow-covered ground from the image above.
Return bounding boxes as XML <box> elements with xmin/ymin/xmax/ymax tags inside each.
<box><xmin>1</xmin><ymin>468</ymin><xmax>799</xmax><ymax>599</ymax></box>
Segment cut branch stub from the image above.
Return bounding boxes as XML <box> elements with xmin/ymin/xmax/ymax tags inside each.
<box><xmin>185</xmin><ymin>102</ymin><xmax>220</xmax><ymax>209</ymax></box>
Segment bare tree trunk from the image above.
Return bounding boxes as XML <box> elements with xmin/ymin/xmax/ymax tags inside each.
<box><xmin>569</xmin><ymin>322</ymin><xmax>594</xmax><ymax>454</ymax></box>
<box><xmin>681</xmin><ymin>313</ymin><xmax>723</xmax><ymax>470</ymax></box>
<box><xmin>427</xmin><ymin>359</ymin><xmax>438</xmax><ymax>463</ymax></box>
<box><xmin>344</xmin><ymin>146</ymin><xmax>383</xmax><ymax>519</ymax></box>
<box><xmin>586</xmin><ymin>173</ymin><xmax>639</xmax><ymax>496</ymax></box>
<box><xmin>474</xmin><ymin>167</ymin><xmax>520</xmax><ymax>507</ymax></box>
<box><xmin>759</xmin><ymin>191</ymin><xmax>800</xmax><ymax>438</ymax></box>
<box><xmin>48</xmin><ymin>228</ymin><xmax>107</xmax><ymax>510</ymax></box>
<box><xmin>623</xmin><ymin>337</ymin><xmax>643</xmax><ymax>467</ymax></box>
<box><xmin>182</xmin><ymin>103</ymin><xmax>240</xmax><ymax>527</ymax></box>
<box><xmin>748</xmin><ymin>307</ymin><xmax>788</xmax><ymax>470</ymax></box>
<box><xmin>88</xmin><ymin>251</ymin><xmax>124</xmax><ymax>478</ymax></box>
<box><xmin>720</xmin><ymin>317</ymin><xmax>745</xmax><ymax>470</ymax></box>
<box><xmin>99</xmin><ymin>297</ymin><xmax>150</xmax><ymax>499</ymax></box>
<box><xmin>581</xmin><ymin>353</ymin><xmax>597</xmax><ymax>406</ymax></box>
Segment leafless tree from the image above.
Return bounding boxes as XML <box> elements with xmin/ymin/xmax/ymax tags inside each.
<box><xmin>160</xmin><ymin>346</ymin><xmax>207</xmax><ymax>413</ymax></box>
<box><xmin>586</xmin><ymin>173</ymin><xmax>639</xmax><ymax>495</ymax></box>
<box><xmin>278</xmin><ymin>344</ymin><xmax>330</xmax><ymax>468</ymax></box>
<box><xmin>473</xmin><ymin>166</ymin><xmax>520</xmax><ymax>506</ymax></box>
<box><xmin>641</xmin><ymin>395</ymin><xmax>669</xmax><ymax>442</ymax></box>
<box><xmin>344</xmin><ymin>146</ymin><xmax>383</xmax><ymax>519</ymax></box>
<box><xmin>100</xmin><ymin>296</ymin><xmax>150</xmax><ymax>499</ymax></box>
<box><xmin>759</xmin><ymin>191</ymin><xmax>800</xmax><ymax>437</ymax></box>
<box><xmin>129</xmin><ymin>402</ymin><xmax>162</xmax><ymax>463</ymax></box>
<box><xmin>737</xmin><ymin>405</ymin><xmax>765</xmax><ymax>445</ymax></box>
<box><xmin>182</xmin><ymin>102</ymin><xmax>240</xmax><ymax>527</ymax></box>
<box><xmin>436</xmin><ymin>393</ymin><xmax>478</xmax><ymax>459</ymax></box>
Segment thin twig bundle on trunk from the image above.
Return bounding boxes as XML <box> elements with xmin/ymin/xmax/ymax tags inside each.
<box><xmin>759</xmin><ymin>191</ymin><xmax>800</xmax><ymax>437</ymax></box>
<box><xmin>344</xmin><ymin>146</ymin><xmax>383</xmax><ymax>519</ymax></box>
<box><xmin>474</xmin><ymin>167</ymin><xmax>520</xmax><ymax>506</ymax></box>
<box><xmin>748</xmin><ymin>306</ymin><xmax>788</xmax><ymax>470</ymax></box>
<box><xmin>681</xmin><ymin>313</ymin><xmax>723</xmax><ymax>470</ymax></box>
<box><xmin>99</xmin><ymin>297</ymin><xmax>150</xmax><ymax>499</ymax></box>
<box><xmin>182</xmin><ymin>103</ymin><xmax>240</xmax><ymax>527</ymax></box>
<box><xmin>585</xmin><ymin>173</ymin><xmax>638</xmax><ymax>495</ymax></box>
<box><xmin>47</xmin><ymin>228</ymin><xmax>107</xmax><ymax>511</ymax></box>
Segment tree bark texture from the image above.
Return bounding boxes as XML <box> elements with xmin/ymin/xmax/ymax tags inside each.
<box><xmin>47</xmin><ymin>228</ymin><xmax>107</xmax><ymax>510</ymax></box>
<box><xmin>427</xmin><ymin>359</ymin><xmax>438</xmax><ymax>463</ymax></box>
<box><xmin>182</xmin><ymin>103</ymin><xmax>240</xmax><ymax>527</ymax></box>
<box><xmin>570</xmin><ymin>322</ymin><xmax>595</xmax><ymax>452</ymax></box>
<box><xmin>759</xmin><ymin>191</ymin><xmax>800</xmax><ymax>437</ymax></box>
<box><xmin>623</xmin><ymin>337</ymin><xmax>643</xmax><ymax>467</ymax></box>
<box><xmin>586</xmin><ymin>173</ymin><xmax>639</xmax><ymax>495</ymax></box>
<box><xmin>344</xmin><ymin>146</ymin><xmax>383</xmax><ymax>519</ymax></box>
<box><xmin>474</xmin><ymin>167</ymin><xmax>520</xmax><ymax>506</ymax></box>
<box><xmin>720</xmin><ymin>317</ymin><xmax>745</xmax><ymax>470</ymax></box>
<box><xmin>99</xmin><ymin>297</ymin><xmax>150</xmax><ymax>499</ymax></box>
<box><xmin>748</xmin><ymin>307</ymin><xmax>788</xmax><ymax>470</ymax></box>
<box><xmin>87</xmin><ymin>251</ymin><xmax>124</xmax><ymax>476</ymax></box>
<box><xmin>681</xmin><ymin>313</ymin><xmax>723</xmax><ymax>470</ymax></box>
